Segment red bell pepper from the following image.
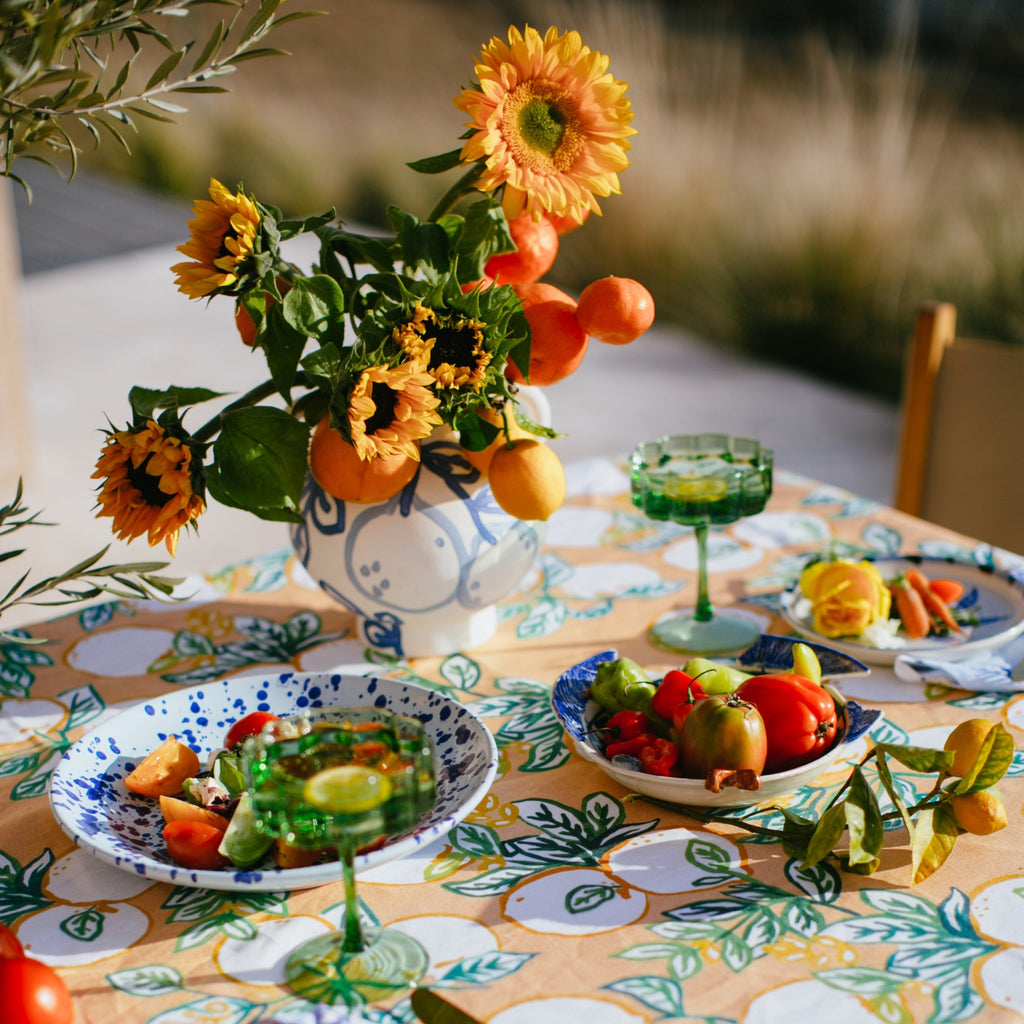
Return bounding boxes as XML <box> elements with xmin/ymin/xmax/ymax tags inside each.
<box><xmin>639</xmin><ymin>738</ymin><xmax>680</xmax><ymax>777</ymax></box>
<box><xmin>603</xmin><ymin>710</ymin><xmax>657</xmax><ymax>758</ymax></box>
<box><xmin>652</xmin><ymin>669</ymin><xmax>703</xmax><ymax>720</ymax></box>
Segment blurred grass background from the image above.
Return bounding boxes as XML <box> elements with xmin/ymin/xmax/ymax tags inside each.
<box><xmin>90</xmin><ymin>0</ymin><xmax>1024</xmax><ymax>400</ymax></box>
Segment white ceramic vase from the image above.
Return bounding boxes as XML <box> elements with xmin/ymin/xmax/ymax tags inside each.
<box><xmin>290</xmin><ymin>389</ymin><xmax>550</xmax><ymax>659</ymax></box>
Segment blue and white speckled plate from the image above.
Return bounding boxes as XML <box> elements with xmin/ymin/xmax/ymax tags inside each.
<box><xmin>551</xmin><ymin>639</ymin><xmax>881</xmax><ymax>808</ymax></box>
<box><xmin>48</xmin><ymin>671</ymin><xmax>497</xmax><ymax>891</ymax></box>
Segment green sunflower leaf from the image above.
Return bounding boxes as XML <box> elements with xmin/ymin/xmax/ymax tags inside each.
<box><xmin>128</xmin><ymin>386</ymin><xmax>226</xmax><ymax>420</ymax></box>
<box><xmin>282</xmin><ymin>275</ymin><xmax>345</xmax><ymax>347</ymax></box>
<box><xmin>206</xmin><ymin>406</ymin><xmax>309</xmax><ymax>522</ymax></box>
<box><xmin>407</xmin><ymin>149</ymin><xmax>464</xmax><ymax>174</ymax></box>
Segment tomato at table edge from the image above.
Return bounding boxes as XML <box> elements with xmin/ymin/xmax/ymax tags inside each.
<box><xmin>0</xmin><ymin>922</ymin><xmax>24</xmax><ymax>958</ymax></box>
<box><xmin>735</xmin><ymin>672</ymin><xmax>838</xmax><ymax>774</ymax></box>
<box><xmin>224</xmin><ymin>710</ymin><xmax>280</xmax><ymax>749</ymax></box>
<box><xmin>0</xmin><ymin>955</ymin><xmax>74</xmax><ymax>1024</ymax></box>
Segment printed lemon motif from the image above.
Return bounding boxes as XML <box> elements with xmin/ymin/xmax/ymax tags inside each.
<box><xmin>303</xmin><ymin>765</ymin><xmax>392</xmax><ymax>814</ymax></box>
<box><xmin>666</xmin><ymin>477</ymin><xmax>728</xmax><ymax>502</ymax></box>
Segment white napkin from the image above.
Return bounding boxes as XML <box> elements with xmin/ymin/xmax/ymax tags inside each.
<box><xmin>893</xmin><ymin>632</ymin><xmax>1024</xmax><ymax>692</ymax></box>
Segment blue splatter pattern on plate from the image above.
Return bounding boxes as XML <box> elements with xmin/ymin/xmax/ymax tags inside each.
<box><xmin>48</xmin><ymin>672</ymin><xmax>497</xmax><ymax>891</ymax></box>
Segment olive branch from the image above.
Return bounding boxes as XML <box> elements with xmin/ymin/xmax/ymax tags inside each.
<box><xmin>0</xmin><ymin>479</ymin><xmax>182</xmax><ymax>642</ymax></box>
<box><xmin>641</xmin><ymin>723</ymin><xmax>1015</xmax><ymax>886</ymax></box>
<box><xmin>0</xmin><ymin>0</ymin><xmax>319</xmax><ymax>193</ymax></box>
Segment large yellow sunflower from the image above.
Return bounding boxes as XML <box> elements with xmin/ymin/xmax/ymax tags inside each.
<box><xmin>394</xmin><ymin>305</ymin><xmax>491</xmax><ymax>390</ymax></box>
<box><xmin>348</xmin><ymin>362</ymin><xmax>442</xmax><ymax>461</ymax></box>
<box><xmin>171</xmin><ymin>178</ymin><xmax>260</xmax><ymax>299</ymax></box>
<box><xmin>92</xmin><ymin>421</ymin><xmax>205</xmax><ymax>556</ymax></box>
<box><xmin>454</xmin><ymin>25</ymin><xmax>636</xmax><ymax>224</ymax></box>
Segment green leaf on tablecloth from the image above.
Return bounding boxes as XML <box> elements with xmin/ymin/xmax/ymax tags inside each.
<box><xmin>862</xmin><ymin>520</ymin><xmax>902</xmax><ymax>555</ymax></box>
<box><xmin>517</xmin><ymin>732</ymin><xmax>570</xmax><ymax>772</ymax></box>
<box><xmin>0</xmin><ymin>661</ymin><xmax>32</xmax><ymax>698</ymax></box>
<box><xmin>785</xmin><ymin>858</ymin><xmax>842</xmax><ymax>904</ymax></box>
<box><xmin>439</xmin><ymin>653</ymin><xmax>480</xmax><ymax>691</ymax></box>
<box><xmin>443</xmin><ymin>865</ymin><xmax>533</xmax><ymax>897</ymax></box>
<box><xmin>606</xmin><ymin>977</ymin><xmax>686</xmax><ymax>1018</ymax></box>
<box><xmin>172</xmin><ymin>630</ymin><xmax>217</xmax><ymax>658</ymax></box>
<box><xmin>910</xmin><ymin>804</ymin><xmax>958</xmax><ymax>885</ymax></box>
<box><xmin>516</xmin><ymin>597</ymin><xmax>567</xmax><ymax>639</ymax></box>
<box><xmin>63</xmin><ymin>685</ymin><xmax>105</xmax><ymax>732</ymax></box>
<box><xmin>435</xmin><ymin>951</ymin><xmax>534</xmax><ymax>986</ymax></box>
<box><xmin>106</xmin><ymin>964</ymin><xmax>184</xmax><ymax>997</ymax></box>
<box><xmin>448</xmin><ymin>821</ymin><xmax>503</xmax><ymax>859</ymax></box>
<box><xmin>720</xmin><ymin>930</ymin><xmax>754</xmax><ymax>971</ymax></box>
<box><xmin>782</xmin><ymin>899</ymin><xmax>828</xmax><ymax>936</ymax></box>
<box><xmin>817</xmin><ymin>965</ymin><xmax>905</xmax><ymax>996</ymax></box>
<box><xmin>79</xmin><ymin>602</ymin><xmax>114</xmax><ymax>632</ymax></box>
<box><xmin>566</xmin><ymin>881</ymin><xmax>620</xmax><ymax>913</ymax></box>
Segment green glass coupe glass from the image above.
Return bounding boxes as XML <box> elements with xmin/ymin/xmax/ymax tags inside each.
<box><xmin>631</xmin><ymin>433</ymin><xmax>773</xmax><ymax>655</ymax></box>
<box><xmin>242</xmin><ymin>708</ymin><xmax>436</xmax><ymax>1006</ymax></box>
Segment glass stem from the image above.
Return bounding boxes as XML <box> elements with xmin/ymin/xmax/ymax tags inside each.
<box><xmin>338</xmin><ymin>837</ymin><xmax>366</xmax><ymax>954</ymax></box>
<box><xmin>693</xmin><ymin>523</ymin><xmax>714</xmax><ymax>622</ymax></box>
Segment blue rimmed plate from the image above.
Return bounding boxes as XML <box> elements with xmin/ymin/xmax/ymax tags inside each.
<box><xmin>781</xmin><ymin>556</ymin><xmax>1024</xmax><ymax>666</ymax></box>
<box><xmin>551</xmin><ymin>638</ymin><xmax>880</xmax><ymax>809</ymax></box>
<box><xmin>48</xmin><ymin>671</ymin><xmax>497</xmax><ymax>891</ymax></box>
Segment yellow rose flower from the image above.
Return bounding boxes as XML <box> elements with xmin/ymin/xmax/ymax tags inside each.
<box><xmin>799</xmin><ymin>559</ymin><xmax>892</xmax><ymax>638</ymax></box>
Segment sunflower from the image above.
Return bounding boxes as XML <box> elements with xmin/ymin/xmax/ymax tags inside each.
<box><xmin>171</xmin><ymin>178</ymin><xmax>260</xmax><ymax>299</ymax></box>
<box><xmin>92</xmin><ymin>421</ymin><xmax>205</xmax><ymax>556</ymax></box>
<box><xmin>454</xmin><ymin>25</ymin><xmax>636</xmax><ymax>225</ymax></box>
<box><xmin>394</xmin><ymin>305</ymin><xmax>492</xmax><ymax>390</ymax></box>
<box><xmin>347</xmin><ymin>362</ymin><xmax>442</xmax><ymax>461</ymax></box>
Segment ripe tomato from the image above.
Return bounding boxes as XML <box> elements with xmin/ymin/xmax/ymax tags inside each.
<box><xmin>0</xmin><ymin>923</ymin><xmax>24</xmax><ymax>958</ymax></box>
<box><xmin>0</xmin><ymin>956</ymin><xmax>73</xmax><ymax>1024</ymax></box>
<box><xmin>225</xmin><ymin>711</ymin><xmax>279</xmax><ymax>749</ymax></box>
<box><xmin>736</xmin><ymin>673</ymin><xmax>838</xmax><ymax>773</ymax></box>
<box><xmin>678</xmin><ymin>693</ymin><xmax>767</xmax><ymax>778</ymax></box>
<box><xmin>163</xmin><ymin>820</ymin><xmax>228</xmax><ymax>870</ymax></box>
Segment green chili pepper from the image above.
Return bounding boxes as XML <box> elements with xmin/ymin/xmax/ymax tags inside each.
<box><xmin>589</xmin><ymin>658</ymin><xmax>670</xmax><ymax>734</ymax></box>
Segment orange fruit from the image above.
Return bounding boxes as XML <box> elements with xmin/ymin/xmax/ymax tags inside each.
<box><xmin>309</xmin><ymin>416</ymin><xmax>418</xmax><ymax>504</ymax></box>
<box><xmin>575</xmin><ymin>276</ymin><xmax>655</xmax><ymax>345</ymax></box>
<box><xmin>235</xmin><ymin>302</ymin><xmax>259</xmax><ymax>346</ymax></box>
<box><xmin>461</xmin><ymin>404</ymin><xmax>531</xmax><ymax>474</ymax></box>
<box><xmin>547</xmin><ymin>208</ymin><xmax>591</xmax><ymax>235</ymax></box>
<box><xmin>488</xmin><ymin>439</ymin><xmax>566</xmax><ymax>521</ymax></box>
<box><xmin>508</xmin><ymin>282</ymin><xmax>589</xmax><ymax>386</ymax></box>
<box><xmin>485</xmin><ymin>214</ymin><xmax>559</xmax><ymax>286</ymax></box>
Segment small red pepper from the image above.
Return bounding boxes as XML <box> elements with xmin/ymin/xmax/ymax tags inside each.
<box><xmin>606</xmin><ymin>710</ymin><xmax>650</xmax><ymax>742</ymax></box>
<box><xmin>652</xmin><ymin>669</ymin><xmax>699</xmax><ymax>720</ymax></box>
<box><xmin>639</xmin><ymin>737</ymin><xmax>680</xmax><ymax>777</ymax></box>
<box><xmin>606</xmin><ymin>733</ymin><xmax>657</xmax><ymax>758</ymax></box>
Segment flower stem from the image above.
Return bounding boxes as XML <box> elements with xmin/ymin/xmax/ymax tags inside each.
<box><xmin>426</xmin><ymin>163</ymin><xmax>485</xmax><ymax>222</ymax></box>
<box><xmin>191</xmin><ymin>379</ymin><xmax>282</xmax><ymax>444</ymax></box>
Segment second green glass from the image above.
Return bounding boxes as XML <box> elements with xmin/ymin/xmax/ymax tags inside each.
<box><xmin>242</xmin><ymin>708</ymin><xmax>436</xmax><ymax>1007</ymax></box>
<box><xmin>631</xmin><ymin>433</ymin><xmax>773</xmax><ymax>655</ymax></box>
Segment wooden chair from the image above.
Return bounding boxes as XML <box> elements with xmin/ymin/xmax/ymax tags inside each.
<box><xmin>894</xmin><ymin>302</ymin><xmax>1024</xmax><ymax>554</ymax></box>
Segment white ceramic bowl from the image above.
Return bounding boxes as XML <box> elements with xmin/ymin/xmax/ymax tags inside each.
<box><xmin>551</xmin><ymin>637</ymin><xmax>882</xmax><ymax>809</ymax></box>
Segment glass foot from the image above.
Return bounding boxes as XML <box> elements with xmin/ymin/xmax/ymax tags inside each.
<box><xmin>650</xmin><ymin>611</ymin><xmax>761</xmax><ymax>657</ymax></box>
<box><xmin>285</xmin><ymin>925</ymin><xmax>429</xmax><ymax>1006</ymax></box>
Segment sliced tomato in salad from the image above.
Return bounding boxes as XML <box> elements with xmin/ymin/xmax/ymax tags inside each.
<box><xmin>225</xmin><ymin>711</ymin><xmax>279</xmax><ymax>749</ymax></box>
<box><xmin>163</xmin><ymin>820</ymin><xmax>229</xmax><ymax>870</ymax></box>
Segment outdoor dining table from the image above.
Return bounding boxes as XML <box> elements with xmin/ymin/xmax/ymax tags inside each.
<box><xmin>4</xmin><ymin>454</ymin><xmax>1024</xmax><ymax>1024</ymax></box>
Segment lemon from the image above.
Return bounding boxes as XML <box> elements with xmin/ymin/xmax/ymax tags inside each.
<box><xmin>665</xmin><ymin>476</ymin><xmax>728</xmax><ymax>502</ymax></box>
<box><xmin>488</xmin><ymin>439</ymin><xmax>566</xmax><ymax>521</ymax></box>
<box><xmin>950</xmin><ymin>789</ymin><xmax>1008</xmax><ymax>835</ymax></box>
<box><xmin>943</xmin><ymin>719</ymin><xmax>996</xmax><ymax>777</ymax></box>
<box><xmin>303</xmin><ymin>764</ymin><xmax>392</xmax><ymax>814</ymax></box>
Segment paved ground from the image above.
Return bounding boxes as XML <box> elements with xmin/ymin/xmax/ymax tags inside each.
<box><xmin>4</xmin><ymin>169</ymin><xmax>901</xmax><ymax>624</ymax></box>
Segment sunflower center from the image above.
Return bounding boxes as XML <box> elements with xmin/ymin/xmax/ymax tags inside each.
<box><xmin>518</xmin><ymin>98</ymin><xmax>566</xmax><ymax>156</ymax></box>
<box><xmin>365</xmin><ymin>382</ymin><xmax>400</xmax><ymax>435</ymax></box>
<box><xmin>427</xmin><ymin>323</ymin><xmax>477</xmax><ymax>371</ymax></box>
<box><xmin>127</xmin><ymin>458</ymin><xmax>172</xmax><ymax>507</ymax></box>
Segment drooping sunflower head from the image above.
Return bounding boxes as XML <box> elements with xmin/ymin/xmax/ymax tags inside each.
<box><xmin>394</xmin><ymin>304</ymin><xmax>492</xmax><ymax>391</ymax></box>
<box><xmin>92</xmin><ymin>420</ymin><xmax>205</xmax><ymax>556</ymax></box>
<box><xmin>454</xmin><ymin>25</ymin><xmax>636</xmax><ymax>225</ymax></box>
<box><xmin>171</xmin><ymin>178</ymin><xmax>261</xmax><ymax>299</ymax></box>
<box><xmin>347</xmin><ymin>362</ymin><xmax>443</xmax><ymax>461</ymax></box>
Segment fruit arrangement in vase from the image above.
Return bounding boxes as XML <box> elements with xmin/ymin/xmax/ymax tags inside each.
<box><xmin>90</xmin><ymin>25</ymin><xmax>655</xmax><ymax>656</ymax></box>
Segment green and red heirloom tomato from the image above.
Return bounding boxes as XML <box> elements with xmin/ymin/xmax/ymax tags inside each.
<box><xmin>735</xmin><ymin>672</ymin><xmax>838</xmax><ymax>773</ymax></box>
<box><xmin>678</xmin><ymin>693</ymin><xmax>768</xmax><ymax>778</ymax></box>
